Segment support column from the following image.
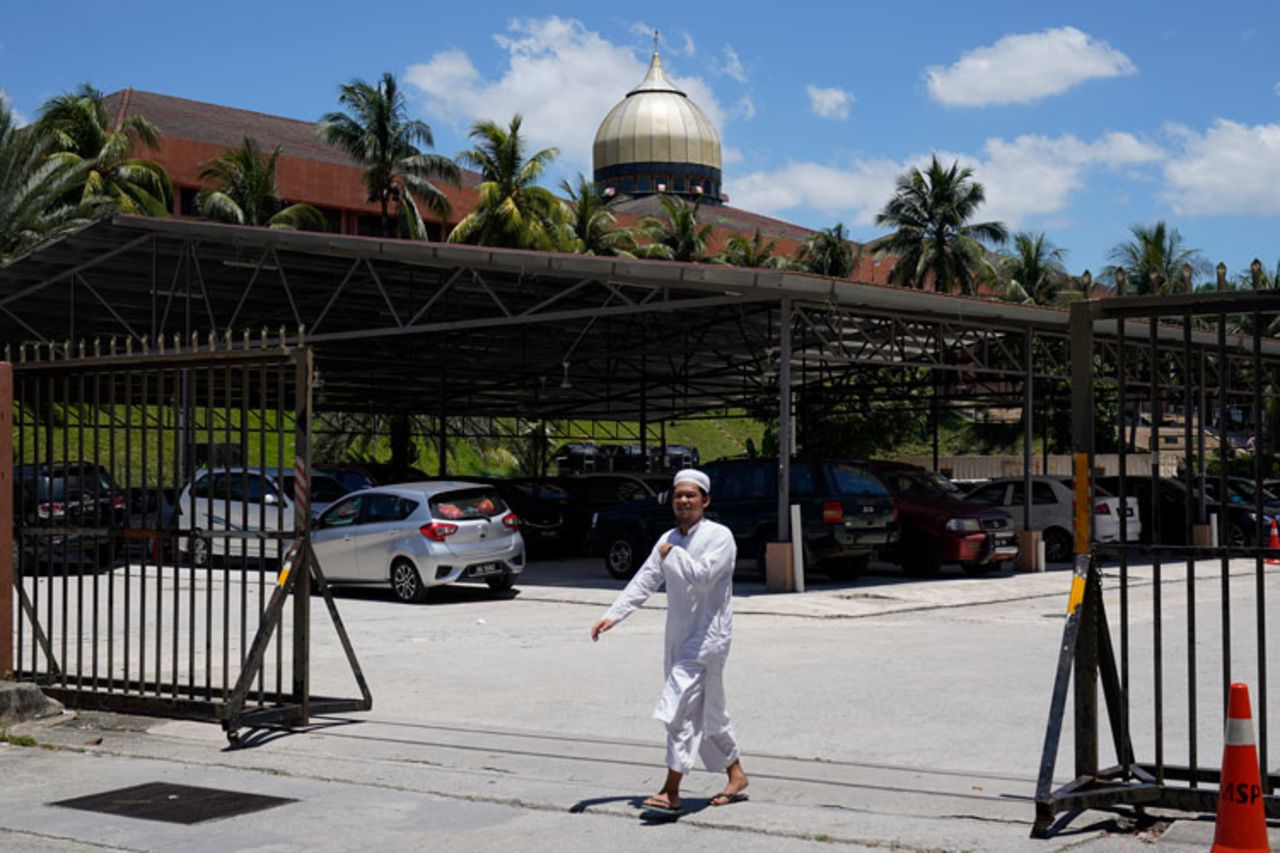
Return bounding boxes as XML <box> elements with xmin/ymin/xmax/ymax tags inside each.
<box><xmin>639</xmin><ymin>380</ymin><xmax>648</xmax><ymax>473</ymax></box>
<box><xmin>778</xmin><ymin>298</ymin><xmax>792</xmax><ymax>542</ymax></box>
<box><xmin>1024</xmin><ymin>329</ymin><xmax>1034</xmax><ymax>530</ymax></box>
<box><xmin>0</xmin><ymin>363</ymin><xmax>11</xmax><ymax>677</ymax></box>
<box><xmin>437</xmin><ymin>372</ymin><xmax>447</xmax><ymax>477</ymax></box>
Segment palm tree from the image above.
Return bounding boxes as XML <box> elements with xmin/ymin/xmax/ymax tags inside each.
<box><xmin>1000</xmin><ymin>231</ymin><xmax>1068</xmax><ymax>305</ymax></box>
<box><xmin>873</xmin><ymin>155</ymin><xmax>1008</xmax><ymax>294</ymax></box>
<box><xmin>37</xmin><ymin>84</ymin><xmax>173</xmax><ymax>216</ymax></box>
<box><xmin>0</xmin><ymin>101</ymin><xmax>98</xmax><ymax>261</ymax></box>
<box><xmin>635</xmin><ymin>195</ymin><xmax>715</xmax><ymax>262</ymax></box>
<box><xmin>196</xmin><ymin>138</ymin><xmax>327</xmax><ymax>230</ymax></box>
<box><xmin>716</xmin><ymin>228</ymin><xmax>796</xmax><ymax>269</ymax></box>
<box><xmin>1106</xmin><ymin>221</ymin><xmax>1208</xmax><ymax>295</ymax></box>
<box><xmin>556</xmin><ymin>174</ymin><xmax>636</xmax><ymax>256</ymax></box>
<box><xmin>795</xmin><ymin>223</ymin><xmax>860</xmax><ymax>278</ymax></box>
<box><xmin>318</xmin><ymin>72</ymin><xmax>459</xmax><ymax>239</ymax></box>
<box><xmin>449</xmin><ymin>114</ymin><xmax>561</xmax><ymax>249</ymax></box>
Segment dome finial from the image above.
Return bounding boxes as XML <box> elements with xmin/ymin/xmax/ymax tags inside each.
<box><xmin>653</xmin><ymin>29</ymin><xmax>660</xmax><ymax>56</ymax></box>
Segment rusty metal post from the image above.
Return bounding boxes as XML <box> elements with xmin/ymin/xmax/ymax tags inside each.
<box><xmin>0</xmin><ymin>362</ymin><xmax>11</xmax><ymax>677</ymax></box>
<box><xmin>292</xmin><ymin>346</ymin><xmax>313</xmax><ymax>723</ymax></box>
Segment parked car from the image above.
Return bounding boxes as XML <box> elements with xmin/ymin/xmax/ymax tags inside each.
<box><xmin>866</xmin><ymin>461</ymin><xmax>1017</xmax><ymax>576</ymax></box>
<box><xmin>962</xmin><ymin>476</ymin><xmax>1141</xmax><ymax>562</ymax></box>
<box><xmin>313</xmin><ymin>462</ymin><xmax>431</xmax><ymax>493</ymax></box>
<box><xmin>14</xmin><ymin>462</ymin><xmax>127</xmax><ymax>571</ymax></box>
<box><xmin>550</xmin><ymin>473</ymin><xmax>663</xmax><ymax>554</ymax></box>
<box><xmin>1094</xmin><ymin>475</ymin><xmax>1269</xmax><ymax>548</ymax></box>
<box><xmin>588</xmin><ymin>458</ymin><xmax>898</xmax><ymax>581</ymax></box>
<box><xmin>176</xmin><ymin>467</ymin><xmax>351</xmax><ymax>564</ymax></box>
<box><xmin>311</xmin><ymin>481</ymin><xmax>525</xmax><ymax>602</ymax></box>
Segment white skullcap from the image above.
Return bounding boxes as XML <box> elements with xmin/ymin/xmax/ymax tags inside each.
<box><xmin>673</xmin><ymin>468</ymin><xmax>710</xmax><ymax>494</ymax></box>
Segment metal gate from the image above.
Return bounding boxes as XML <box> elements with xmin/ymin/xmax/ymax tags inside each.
<box><xmin>5</xmin><ymin>331</ymin><xmax>370</xmax><ymax>746</ymax></box>
<box><xmin>1036</xmin><ymin>285</ymin><xmax>1280</xmax><ymax>835</ymax></box>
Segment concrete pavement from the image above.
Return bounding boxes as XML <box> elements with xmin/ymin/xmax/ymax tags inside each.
<box><xmin>2</xmin><ymin>556</ymin><xmax>1277</xmax><ymax>851</ymax></box>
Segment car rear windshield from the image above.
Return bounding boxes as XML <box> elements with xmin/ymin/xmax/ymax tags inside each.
<box><xmin>828</xmin><ymin>464</ymin><xmax>890</xmax><ymax>497</ymax></box>
<box><xmin>26</xmin><ymin>466</ymin><xmax>118</xmax><ymax>501</ymax></box>
<box><xmin>430</xmin><ymin>489</ymin><xmax>509</xmax><ymax>520</ymax></box>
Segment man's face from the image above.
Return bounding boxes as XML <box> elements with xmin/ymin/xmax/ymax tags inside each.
<box><xmin>672</xmin><ymin>483</ymin><xmax>709</xmax><ymax>527</ymax></box>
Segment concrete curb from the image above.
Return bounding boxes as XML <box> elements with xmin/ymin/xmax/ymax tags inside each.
<box><xmin>0</xmin><ymin>682</ymin><xmax>63</xmax><ymax>725</ymax></box>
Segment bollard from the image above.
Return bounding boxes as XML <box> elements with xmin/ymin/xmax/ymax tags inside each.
<box><xmin>1037</xmin><ymin>538</ymin><xmax>1047</xmax><ymax>573</ymax></box>
<box><xmin>790</xmin><ymin>504</ymin><xmax>804</xmax><ymax>592</ymax></box>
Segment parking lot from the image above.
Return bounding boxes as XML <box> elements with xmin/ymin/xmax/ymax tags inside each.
<box><xmin>5</xmin><ymin>554</ymin><xmax>1277</xmax><ymax>851</ymax></box>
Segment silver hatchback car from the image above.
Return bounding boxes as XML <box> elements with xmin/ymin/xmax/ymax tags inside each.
<box><xmin>311</xmin><ymin>481</ymin><xmax>525</xmax><ymax>602</ymax></box>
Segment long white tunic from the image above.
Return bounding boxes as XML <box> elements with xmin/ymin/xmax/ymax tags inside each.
<box><xmin>603</xmin><ymin>518</ymin><xmax>737</xmax><ymax>725</ymax></box>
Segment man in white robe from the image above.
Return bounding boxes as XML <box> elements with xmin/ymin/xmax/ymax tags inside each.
<box><xmin>591</xmin><ymin>468</ymin><xmax>749</xmax><ymax>814</ymax></box>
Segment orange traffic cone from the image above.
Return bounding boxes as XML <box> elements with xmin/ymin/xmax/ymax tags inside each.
<box><xmin>1211</xmin><ymin>683</ymin><xmax>1271</xmax><ymax>853</ymax></box>
<box><xmin>1268</xmin><ymin>520</ymin><xmax>1280</xmax><ymax>566</ymax></box>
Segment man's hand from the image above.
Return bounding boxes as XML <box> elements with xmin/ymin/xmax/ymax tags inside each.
<box><xmin>658</xmin><ymin>542</ymin><xmax>673</xmax><ymax>558</ymax></box>
<box><xmin>591</xmin><ymin>618</ymin><xmax>614</xmax><ymax>642</ymax></box>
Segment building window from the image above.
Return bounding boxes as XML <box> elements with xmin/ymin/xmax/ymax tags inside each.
<box><xmin>673</xmin><ymin>177</ymin><xmax>686</xmax><ymax>193</ymax></box>
<box><xmin>355</xmin><ymin>214</ymin><xmax>384</xmax><ymax>237</ymax></box>
<box><xmin>637</xmin><ymin>176</ymin><xmax>652</xmax><ymax>192</ymax></box>
<box><xmin>314</xmin><ymin>206</ymin><xmax>342</xmax><ymax>233</ymax></box>
<box><xmin>178</xmin><ymin>187</ymin><xmax>200</xmax><ymax>217</ymax></box>
<box><xmin>622</xmin><ymin>177</ymin><xmax>633</xmax><ymax>193</ymax></box>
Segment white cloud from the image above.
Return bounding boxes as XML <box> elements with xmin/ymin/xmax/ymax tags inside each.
<box><xmin>733</xmin><ymin>95</ymin><xmax>756</xmax><ymax>122</ymax></box>
<box><xmin>1274</xmin><ymin>80</ymin><xmax>1280</xmax><ymax>96</ymax></box>
<box><xmin>404</xmin><ymin>17</ymin><xmax>729</xmax><ymax>173</ymax></box>
<box><xmin>678</xmin><ymin>32</ymin><xmax>696</xmax><ymax>57</ymax></box>
<box><xmin>0</xmin><ymin>88</ymin><xmax>24</xmax><ymax>125</ymax></box>
<box><xmin>969</xmin><ymin>132</ymin><xmax>1163</xmax><ymax>224</ymax></box>
<box><xmin>806</xmin><ymin>84</ymin><xmax>853</xmax><ymax>120</ymax></box>
<box><xmin>1162</xmin><ymin>119</ymin><xmax>1280</xmax><ymax>214</ymax></box>
<box><xmin>926</xmin><ymin>27</ymin><xmax>1137</xmax><ymax>106</ymax></box>
<box><xmin>717</xmin><ymin>46</ymin><xmax>748</xmax><ymax>84</ymax></box>
<box><xmin>729</xmin><ymin>131</ymin><xmax>1163</xmax><ymax>228</ymax></box>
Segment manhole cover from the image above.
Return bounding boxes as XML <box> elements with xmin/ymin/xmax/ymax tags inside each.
<box><xmin>52</xmin><ymin>782</ymin><xmax>295</xmax><ymax>824</ymax></box>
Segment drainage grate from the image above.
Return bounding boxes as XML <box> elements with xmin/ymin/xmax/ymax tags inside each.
<box><xmin>52</xmin><ymin>782</ymin><xmax>295</xmax><ymax>824</ymax></box>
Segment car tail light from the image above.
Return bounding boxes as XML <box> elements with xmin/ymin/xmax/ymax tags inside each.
<box><xmin>1094</xmin><ymin>502</ymin><xmax>1112</xmax><ymax>515</ymax></box>
<box><xmin>891</xmin><ymin>498</ymin><xmax>900</xmax><ymax>523</ymax></box>
<box><xmin>502</xmin><ymin>513</ymin><xmax>520</xmax><ymax>530</ymax></box>
<box><xmin>822</xmin><ymin>501</ymin><xmax>844</xmax><ymax>524</ymax></box>
<box><xmin>37</xmin><ymin>502</ymin><xmax>64</xmax><ymax>519</ymax></box>
<box><xmin>112</xmin><ymin>495</ymin><xmax>126</xmax><ymax>509</ymax></box>
<box><xmin>419</xmin><ymin>521</ymin><xmax>458</xmax><ymax>541</ymax></box>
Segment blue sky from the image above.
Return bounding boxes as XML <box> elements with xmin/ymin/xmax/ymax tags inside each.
<box><xmin>3</xmin><ymin>1</ymin><xmax>1279</xmax><ymax>279</ymax></box>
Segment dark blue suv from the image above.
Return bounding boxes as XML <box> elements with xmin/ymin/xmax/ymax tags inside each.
<box><xmin>588</xmin><ymin>458</ymin><xmax>898</xmax><ymax>580</ymax></box>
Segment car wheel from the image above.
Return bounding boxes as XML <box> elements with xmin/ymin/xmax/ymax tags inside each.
<box><xmin>826</xmin><ymin>552</ymin><xmax>868</xmax><ymax>581</ymax></box>
<box><xmin>604</xmin><ymin>533</ymin><xmax>641</xmax><ymax>580</ymax></box>
<box><xmin>1044</xmin><ymin>527</ymin><xmax>1073</xmax><ymax>563</ymax></box>
<box><xmin>960</xmin><ymin>560</ymin><xmax>996</xmax><ymax>576</ymax></box>
<box><xmin>390</xmin><ymin>559</ymin><xmax>429</xmax><ymax>603</ymax></box>
<box><xmin>183</xmin><ymin>536</ymin><xmax>209</xmax><ymax>568</ymax></box>
<box><xmin>1227</xmin><ymin>524</ymin><xmax>1249</xmax><ymax>549</ymax></box>
<box><xmin>903</xmin><ymin>542</ymin><xmax>941</xmax><ymax>577</ymax></box>
<box><xmin>486</xmin><ymin>573</ymin><xmax>516</xmax><ymax>592</ymax></box>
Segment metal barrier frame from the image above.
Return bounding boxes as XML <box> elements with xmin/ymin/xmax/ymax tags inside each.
<box><xmin>3</xmin><ymin>333</ymin><xmax>370</xmax><ymax>746</ymax></box>
<box><xmin>1035</xmin><ymin>291</ymin><xmax>1280</xmax><ymax>836</ymax></box>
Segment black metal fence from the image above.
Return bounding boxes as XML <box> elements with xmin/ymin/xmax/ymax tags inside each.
<box><xmin>1036</xmin><ymin>289</ymin><xmax>1280</xmax><ymax>835</ymax></box>
<box><xmin>8</xmin><ymin>331</ymin><xmax>369</xmax><ymax>745</ymax></box>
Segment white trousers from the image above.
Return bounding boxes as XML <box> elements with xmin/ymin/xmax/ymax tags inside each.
<box><xmin>660</xmin><ymin>659</ymin><xmax>739</xmax><ymax>774</ymax></box>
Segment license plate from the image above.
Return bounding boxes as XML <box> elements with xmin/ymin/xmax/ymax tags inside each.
<box><xmin>469</xmin><ymin>562</ymin><xmax>500</xmax><ymax>577</ymax></box>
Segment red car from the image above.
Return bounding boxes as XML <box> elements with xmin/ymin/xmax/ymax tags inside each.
<box><xmin>867</xmin><ymin>461</ymin><xmax>1018</xmax><ymax>576</ymax></box>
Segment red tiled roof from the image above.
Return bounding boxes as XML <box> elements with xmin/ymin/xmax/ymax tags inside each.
<box><xmin>102</xmin><ymin>89</ymin><xmax>482</xmax><ymax>186</ymax></box>
<box><xmin>610</xmin><ymin>195</ymin><xmax>820</xmax><ymax>243</ymax></box>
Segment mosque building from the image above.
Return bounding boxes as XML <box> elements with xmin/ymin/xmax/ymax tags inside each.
<box><xmin>592</xmin><ymin>50</ymin><xmax>724</xmax><ymax>206</ymax></box>
<box><xmin>98</xmin><ymin>46</ymin><xmax>886</xmax><ymax>280</ymax></box>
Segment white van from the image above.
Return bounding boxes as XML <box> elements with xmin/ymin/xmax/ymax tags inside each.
<box><xmin>176</xmin><ymin>467</ymin><xmax>349</xmax><ymax>564</ymax></box>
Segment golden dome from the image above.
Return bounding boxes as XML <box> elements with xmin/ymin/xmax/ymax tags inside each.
<box><xmin>592</xmin><ymin>52</ymin><xmax>722</xmax><ymax>198</ymax></box>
